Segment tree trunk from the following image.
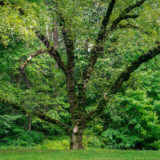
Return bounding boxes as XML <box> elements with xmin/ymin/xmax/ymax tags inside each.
<box><xmin>28</xmin><ymin>114</ymin><xmax>32</xmax><ymax>131</ymax></box>
<box><xmin>70</xmin><ymin>126</ymin><xmax>84</xmax><ymax>149</ymax></box>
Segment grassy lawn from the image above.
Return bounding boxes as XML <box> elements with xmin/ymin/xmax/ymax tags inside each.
<box><xmin>0</xmin><ymin>149</ymin><xmax>160</xmax><ymax>160</ymax></box>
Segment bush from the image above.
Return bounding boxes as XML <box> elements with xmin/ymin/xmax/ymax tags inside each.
<box><xmin>83</xmin><ymin>135</ymin><xmax>102</xmax><ymax>148</ymax></box>
<box><xmin>102</xmin><ymin>129</ymin><xmax>140</xmax><ymax>149</ymax></box>
<box><xmin>101</xmin><ymin>89</ymin><xmax>160</xmax><ymax>149</ymax></box>
<box><xmin>0</xmin><ymin>129</ymin><xmax>44</xmax><ymax>146</ymax></box>
<box><xmin>35</xmin><ymin>138</ymin><xmax>70</xmax><ymax>150</ymax></box>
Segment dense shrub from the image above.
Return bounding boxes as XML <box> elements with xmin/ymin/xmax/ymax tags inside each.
<box><xmin>0</xmin><ymin>104</ymin><xmax>45</xmax><ymax>146</ymax></box>
<box><xmin>35</xmin><ymin>138</ymin><xmax>69</xmax><ymax>150</ymax></box>
<box><xmin>0</xmin><ymin>128</ymin><xmax>44</xmax><ymax>146</ymax></box>
<box><xmin>101</xmin><ymin>89</ymin><xmax>160</xmax><ymax>149</ymax></box>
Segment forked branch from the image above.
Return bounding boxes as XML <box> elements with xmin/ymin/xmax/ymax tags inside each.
<box><xmin>36</xmin><ymin>31</ymin><xmax>67</xmax><ymax>74</ymax></box>
<box><xmin>110</xmin><ymin>0</ymin><xmax>146</xmax><ymax>30</ymax></box>
<box><xmin>54</xmin><ymin>1</ymin><xmax>79</xmax><ymax>115</ymax></box>
<box><xmin>78</xmin><ymin>0</ymin><xmax>116</xmax><ymax>107</ymax></box>
<box><xmin>86</xmin><ymin>44</ymin><xmax>160</xmax><ymax>122</ymax></box>
<box><xmin>20</xmin><ymin>50</ymin><xmax>48</xmax><ymax>70</ymax></box>
<box><xmin>111</xmin><ymin>45</ymin><xmax>160</xmax><ymax>94</ymax></box>
<box><xmin>82</xmin><ymin>0</ymin><xmax>116</xmax><ymax>83</ymax></box>
<box><xmin>19</xmin><ymin>49</ymin><xmax>48</xmax><ymax>88</ymax></box>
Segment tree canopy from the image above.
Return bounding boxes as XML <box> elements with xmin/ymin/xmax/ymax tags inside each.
<box><xmin>0</xmin><ymin>0</ymin><xmax>160</xmax><ymax>149</ymax></box>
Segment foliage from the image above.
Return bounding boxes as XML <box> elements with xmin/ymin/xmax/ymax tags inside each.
<box><xmin>0</xmin><ymin>0</ymin><xmax>37</xmax><ymax>45</ymax></box>
<box><xmin>1</xmin><ymin>130</ymin><xmax>44</xmax><ymax>147</ymax></box>
<box><xmin>101</xmin><ymin>89</ymin><xmax>160</xmax><ymax>149</ymax></box>
<box><xmin>35</xmin><ymin>139</ymin><xmax>69</xmax><ymax>150</ymax></box>
<box><xmin>31</xmin><ymin>118</ymin><xmax>67</xmax><ymax>138</ymax></box>
<box><xmin>83</xmin><ymin>135</ymin><xmax>102</xmax><ymax>148</ymax></box>
<box><xmin>0</xmin><ymin>103</ymin><xmax>44</xmax><ymax>146</ymax></box>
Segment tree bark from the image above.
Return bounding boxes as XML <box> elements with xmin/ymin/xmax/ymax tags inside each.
<box><xmin>70</xmin><ymin>125</ymin><xmax>84</xmax><ymax>149</ymax></box>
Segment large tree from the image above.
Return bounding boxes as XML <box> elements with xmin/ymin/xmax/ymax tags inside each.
<box><xmin>0</xmin><ymin>0</ymin><xmax>160</xmax><ymax>149</ymax></box>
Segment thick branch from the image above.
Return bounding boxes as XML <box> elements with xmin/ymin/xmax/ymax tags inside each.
<box><xmin>84</xmin><ymin>0</ymin><xmax>148</xmax><ymax>120</ymax></box>
<box><xmin>0</xmin><ymin>97</ymin><xmax>70</xmax><ymax>132</ymax></box>
<box><xmin>115</xmin><ymin>14</ymin><xmax>139</xmax><ymax>23</ymax></box>
<box><xmin>2</xmin><ymin>1</ymin><xmax>67</xmax><ymax>81</ymax></box>
<box><xmin>111</xmin><ymin>45</ymin><xmax>160</xmax><ymax>94</ymax></box>
<box><xmin>36</xmin><ymin>31</ymin><xmax>67</xmax><ymax>73</ymax></box>
<box><xmin>110</xmin><ymin>0</ymin><xmax>146</xmax><ymax>30</ymax></box>
<box><xmin>49</xmin><ymin>46</ymin><xmax>67</xmax><ymax>74</ymax></box>
<box><xmin>55</xmin><ymin>2</ymin><xmax>78</xmax><ymax>116</ymax></box>
<box><xmin>86</xmin><ymin>44</ymin><xmax>160</xmax><ymax>122</ymax></box>
<box><xmin>58</xmin><ymin>14</ymin><xmax>75</xmax><ymax>65</ymax></box>
<box><xmin>54</xmin><ymin>1</ymin><xmax>75</xmax><ymax>75</ymax></box>
<box><xmin>124</xmin><ymin>0</ymin><xmax>146</xmax><ymax>13</ymax></box>
<box><xmin>20</xmin><ymin>50</ymin><xmax>48</xmax><ymax>70</ymax></box>
<box><xmin>78</xmin><ymin>0</ymin><xmax>116</xmax><ymax>107</ymax></box>
<box><xmin>118</xmin><ymin>23</ymin><xmax>150</xmax><ymax>35</ymax></box>
<box><xmin>19</xmin><ymin>50</ymin><xmax>48</xmax><ymax>88</ymax></box>
<box><xmin>36</xmin><ymin>31</ymin><xmax>50</xmax><ymax>49</ymax></box>
<box><xmin>55</xmin><ymin>3</ymin><xmax>75</xmax><ymax>63</ymax></box>
<box><xmin>84</xmin><ymin>0</ymin><xmax>116</xmax><ymax>81</ymax></box>
<box><xmin>96</xmin><ymin>0</ymin><xmax>116</xmax><ymax>43</ymax></box>
<box><xmin>122</xmin><ymin>14</ymin><xmax>139</xmax><ymax>19</ymax></box>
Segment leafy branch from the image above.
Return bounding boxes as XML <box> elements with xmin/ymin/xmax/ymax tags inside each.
<box><xmin>86</xmin><ymin>44</ymin><xmax>160</xmax><ymax>121</ymax></box>
<box><xmin>0</xmin><ymin>97</ymin><xmax>70</xmax><ymax>132</ymax></box>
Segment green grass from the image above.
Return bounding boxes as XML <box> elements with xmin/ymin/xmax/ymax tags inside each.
<box><xmin>0</xmin><ymin>149</ymin><xmax>160</xmax><ymax>160</ymax></box>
